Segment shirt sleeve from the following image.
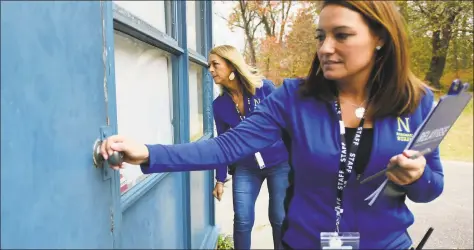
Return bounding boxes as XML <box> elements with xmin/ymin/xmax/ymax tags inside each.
<box><xmin>213</xmin><ymin>109</ymin><xmax>229</xmax><ymax>182</ymax></box>
<box><xmin>262</xmin><ymin>79</ymin><xmax>277</xmax><ymax>95</ymax></box>
<box><xmin>140</xmin><ymin>79</ymin><xmax>293</xmax><ymax>174</ymax></box>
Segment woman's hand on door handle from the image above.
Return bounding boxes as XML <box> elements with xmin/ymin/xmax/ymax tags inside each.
<box><xmin>100</xmin><ymin>135</ymin><xmax>149</xmax><ymax>170</ymax></box>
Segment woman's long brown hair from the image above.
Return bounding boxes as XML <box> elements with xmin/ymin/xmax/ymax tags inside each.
<box><xmin>300</xmin><ymin>1</ymin><xmax>428</xmax><ymax>118</ymax></box>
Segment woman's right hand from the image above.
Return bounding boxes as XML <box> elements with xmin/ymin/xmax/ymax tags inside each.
<box><xmin>212</xmin><ymin>182</ymin><xmax>224</xmax><ymax>201</ymax></box>
<box><xmin>100</xmin><ymin>135</ymin><xmax>150</xmax><ymax>170</ymax></box>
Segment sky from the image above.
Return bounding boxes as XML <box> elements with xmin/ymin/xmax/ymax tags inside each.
<box><xmin>212</xmin><ymin>1</ymin><xmax>246</xmax><ymax>53</ymax></box>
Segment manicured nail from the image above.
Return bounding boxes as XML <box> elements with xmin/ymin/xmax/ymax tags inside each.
<box><xmin>402</xmin><ymin>151</ymin><xmax>410</xmax><ymax>158</ymax></box>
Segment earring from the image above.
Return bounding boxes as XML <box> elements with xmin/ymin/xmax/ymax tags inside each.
<box><xmin>228</xmin><ymin>72</ymin><xmax>235</xmax><ymax>81</ymax></box>
<box><xmin>376</xmin><ymin>46</ymin><xmax>381</xmax><ymax>51</ymax></box>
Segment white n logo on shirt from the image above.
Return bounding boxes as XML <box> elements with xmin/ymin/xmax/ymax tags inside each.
<box><xmin>397</xmin><ymin>117</ymin><xmax>410</xmax><ymax>133</ymax></box>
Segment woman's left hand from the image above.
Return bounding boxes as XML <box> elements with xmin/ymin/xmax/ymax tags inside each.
<box><xmin>386</xmin><ymin>150</ymin><xmax>426</xmax><ymax>185</ymax></box>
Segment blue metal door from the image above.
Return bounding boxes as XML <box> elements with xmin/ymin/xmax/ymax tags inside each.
<box><xmin>1</xmin><ymin>1</ymin><xmax>118</xmax><ymax>248</ymax></box>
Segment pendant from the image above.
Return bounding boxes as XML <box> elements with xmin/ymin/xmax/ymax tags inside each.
<box><xmin>355</xmin><ymin>107</ymin><xmax>365</xmax><ymax>119</ymax></box>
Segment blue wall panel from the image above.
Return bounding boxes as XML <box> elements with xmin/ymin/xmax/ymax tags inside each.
<box><xmin>190</xmin><ymin>171</ymin><xmax>212</xmax><ymax>248</ymax></box>
<box><xmin>1</xmin><ymin>1</ymin><xmax>114</xmax><ymax>248</ymax></box>
<box><xmin>120</xmin><ymin>173</ymin><xmax>184</xmax><ymax>249</ymax></box>
<box><xmin>1</xmin><ymin>1</ymin><xmax>218</xmax><ymax>249</ymax></box>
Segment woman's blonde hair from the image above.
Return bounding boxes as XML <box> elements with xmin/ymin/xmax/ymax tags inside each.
<box><xmin>209</xmin><ymin>45</ymin><xmax>263</xmax><ymax>96</ymax></box>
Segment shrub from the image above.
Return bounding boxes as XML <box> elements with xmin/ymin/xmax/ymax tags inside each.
<box><xmin>216</xmin><ymin>234</ymin><xmax>234</xmax><ymax>250</ymax></box>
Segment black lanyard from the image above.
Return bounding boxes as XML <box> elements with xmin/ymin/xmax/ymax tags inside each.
<box><xmin>334</xmin><ymin>99</ymin><xmax>366</xmax><ymax>232</ymax></box>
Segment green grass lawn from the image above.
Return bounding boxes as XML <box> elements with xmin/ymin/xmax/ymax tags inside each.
<box><xmin>439</xmin><ymin>97</ymin><xmax>473</xmax><ymax>162</ymax></box>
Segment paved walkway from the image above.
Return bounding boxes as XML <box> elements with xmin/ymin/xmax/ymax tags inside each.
<box><xmin>215</xmin><ymin>177</ymin><xmax>276</xmax><ymax>248</ymax></box>
<box><xmin>215</xmin><ymin>161</ymin><xmax>473</xmax><ymax>249</ymax></box>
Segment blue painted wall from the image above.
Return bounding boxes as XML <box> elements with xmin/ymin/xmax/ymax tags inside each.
<box><xmin>1</xmin><ymin>1</ymin><xmax>217</xmax><ymax>249</ymax></box>
<box><xmin>121</xmin><ymin>173</ymin><xmax>186</xmax><ymax>248</ymax></box>
<box><xmin>1</xmin><ymin>1</ymin><xmax>114</xmax><ymax>248</ymax></box>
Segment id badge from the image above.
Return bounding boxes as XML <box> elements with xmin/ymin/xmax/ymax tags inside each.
<box><xmin>254</xmin><ymin>152</ymin><xmax>265</xmax><ymax>169</ymax></box>
<box><xmin>320</xmin><ymin>232</ymin><xmax>360</xmax><ymax>249</ymax></box>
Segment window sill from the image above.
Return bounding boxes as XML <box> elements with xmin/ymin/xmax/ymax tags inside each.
<box><xmin>120</xmin><ymin>131</ymin><xmax>213</xmax><ymax>212</ymax></box>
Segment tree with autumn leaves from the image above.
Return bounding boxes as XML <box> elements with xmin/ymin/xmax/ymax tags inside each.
<box><xmin>225</xmin><ymin>1</ymin><xmax>294</xmax><ymax>68</ymax></box>
<box><xmin>225</xmin><ymin>1</ymin><xmax>473</xmax><ymax>91</ymax></box>
<box><xmin>399</xmin><ymin>1</ymin><xmax>473</xmax><ymax>90</ymax></box>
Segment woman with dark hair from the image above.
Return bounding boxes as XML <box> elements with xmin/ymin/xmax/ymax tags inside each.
<box><xmin>101</xmin><ymin>1</ymin><xmax>444</xmax><ymax>249</ymax></box>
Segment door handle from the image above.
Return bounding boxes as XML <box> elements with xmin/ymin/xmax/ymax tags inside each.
<box><xmin>92</xmin><ymin>139</ymin><xmax>124</xmax><ymax>168</ymax></box>
<box><xmin>93</xmin><ymin>126</ymin><xmax>124</xmax><ymax>181</ymax></box>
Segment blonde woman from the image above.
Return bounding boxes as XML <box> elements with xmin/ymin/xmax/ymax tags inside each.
<box><xmin>208</xmin><ymin>45</ymin><xmax>290</xmax><ymax>249</ymax></box>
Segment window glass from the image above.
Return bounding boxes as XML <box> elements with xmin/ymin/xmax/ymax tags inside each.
<box><xmin>113</xmin><ymin>31</ymin><xmax>174</xmax><ymax>194</ymax></box>
<box><xmin>186</xmin><ymin>1</ymin><xmax>198</xmax><ymax>51</ymax></box>
<box><xmin>114</xmin><ymin>1</ymin><xmax>167</xmax><ymax>33</ymax></box>
<box><xmin>189</xmin><ymin>62</ymin><xmax>204</xmax><ymax>141</ymax></box>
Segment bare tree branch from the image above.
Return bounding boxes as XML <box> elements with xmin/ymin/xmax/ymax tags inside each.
<box><xmin>267</xmin><ymin>1</ymin><xmax>276</xmax><ymax>35</ymax></box>
<box><xmin>216</xmin><ymin>13</ymin><xmax>228</xmax><ymax>22</ymax></box>
<box><xmin>279</xmin><ymin>0</ymin><xmax>293</xmax><ymax>42</ymax></box>
<box><xmin>252</xmin><ymin>20</ymin><xmax>264</xmax><ymax>37</ymax></box>
<box><xmin>232</xmin><ymin>0</ymin><xmax>261</xmax><ymax>65</ymax></box>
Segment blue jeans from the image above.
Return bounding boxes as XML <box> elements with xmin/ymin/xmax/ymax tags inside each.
<box><xmin>232</xmin><ymin>161</ymin><xmax>290</xmax><ymax>250</ymax></box>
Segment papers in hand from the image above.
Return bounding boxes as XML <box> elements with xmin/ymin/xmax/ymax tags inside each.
<box><xmin>364</xmin><ymin>79</ymin><xmax>473</xmax><ymax>206</ymax></box>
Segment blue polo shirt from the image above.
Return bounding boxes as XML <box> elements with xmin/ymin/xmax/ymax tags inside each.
<box><xmin>141</xmin><ymin>78</ymin><xmax>444</xmax><ymax>249</ymax></box>
<box><xmin>212</xmin><ymin>79</ymin><xmax>289</xmax><ymax>182</ymax></box>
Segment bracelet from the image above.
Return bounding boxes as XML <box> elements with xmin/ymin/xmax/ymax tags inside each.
<box><xmin>216</xmin><ymin>181</ymin><xmax>224</xmax><ymax>185</ymax></box>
